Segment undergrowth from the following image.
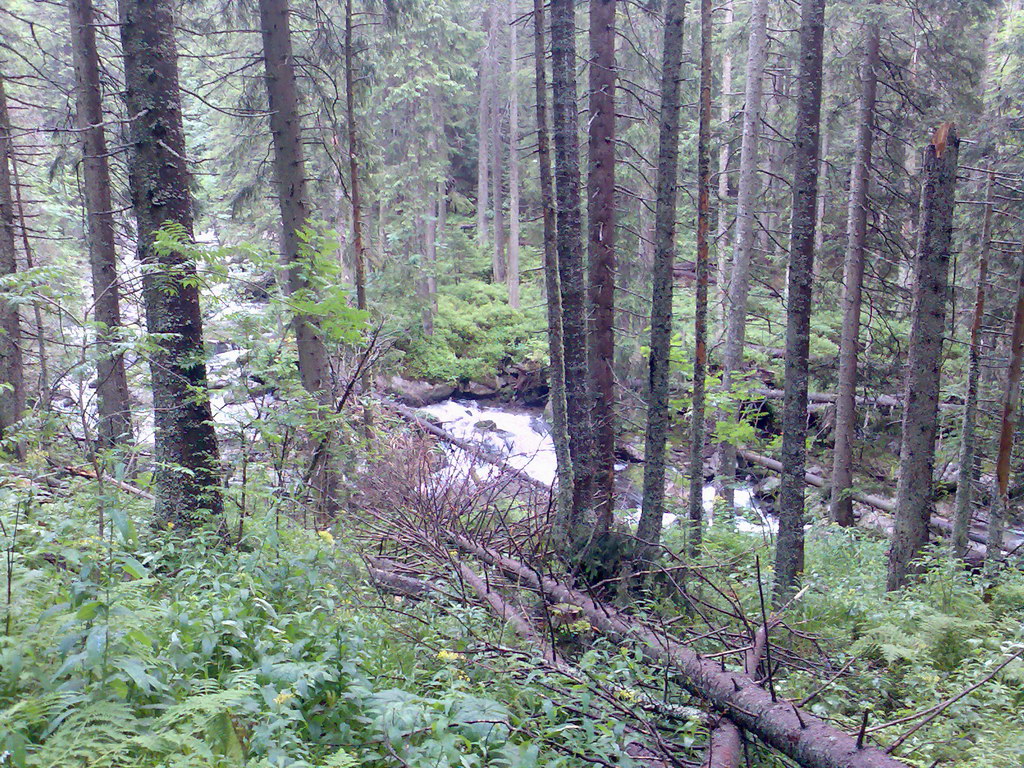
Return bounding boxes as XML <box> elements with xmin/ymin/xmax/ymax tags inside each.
<box><xmin>1</xmin><ymin>478</ymin><xmax>682</xmax><ymax>768</ymax></box>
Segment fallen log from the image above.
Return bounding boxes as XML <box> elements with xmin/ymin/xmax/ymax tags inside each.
<box><xmin>701</xmin><ymin>717</ymin><xmax>742</xmax><ymax>768</ymax></box>
<box><xmin>382</xmin><ymin>399</ymin><xmax>552</xmax><ymax>494</ymax></box>
<box><xmin>735</xmin><ymin>448</ymin><xmax>1024</xmax><ymax>554</ymax></box>
<box><xmin>453</xmin><ymin>535</ymin><xmax>910</xmax><ymax>768</ymax></box>
<box><xmin>367</xmin><ymin>559</ymin><xmax>672</xmax><ymax>766</ymax></box>
<box><xmin>58</xmin><ymin>463</ymin><xmax>155</xmax><ymax>501</ymax></box>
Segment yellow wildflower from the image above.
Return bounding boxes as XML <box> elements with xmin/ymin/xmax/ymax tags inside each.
<box><xmin>166</xmin><ymin>522</ymin><xmax>175</xmax><ymax>530</ymax></box>
<box><xmin>615</xmin><ymin>688</ymin><xmax>638</xmax><ymax>703</ymax></box>
<box><xmin>317</xmin><ymin>530</ymin><xmax>335</xmax><ymax>546</ymax></box>
<box><xmin>274</xmin><ymin>691</ymin><xmax>295</xmax><ymax>706</ymax></box>
<box><xmin>436</xmin><ymin>649</ymin><xmax>464</xmax><ymax>663</ymax></box>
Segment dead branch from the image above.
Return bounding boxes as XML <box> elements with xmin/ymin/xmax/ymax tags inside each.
<box><xmin>452</xmin><ymin>535</ymin><xmax>911</xmax><ymax>768</ymax></box>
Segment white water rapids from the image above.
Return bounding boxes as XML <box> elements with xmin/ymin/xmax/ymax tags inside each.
<box><xmin>417</xmin><ymin>399</ymin><xmax>776</xmax><ymax>536</ymax></box>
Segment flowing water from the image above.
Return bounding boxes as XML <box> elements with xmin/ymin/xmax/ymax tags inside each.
<box><xmin>417</xmin><ymin>399</ymin><xmax>775</xmax><ymax>536</ymax></box>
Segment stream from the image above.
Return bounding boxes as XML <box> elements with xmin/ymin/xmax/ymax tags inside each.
<box><xmin>417</xmin><ymin>399</ymin><xmax>776</xmax><ymax>537</ymax></box>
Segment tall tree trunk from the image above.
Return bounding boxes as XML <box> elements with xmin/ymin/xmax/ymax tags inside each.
<box><xmin>588</xmin><ymin>0</ymin><xmax>616</xmax><ymax>535</ymax></box>
<box><xmin>829</xmin><ymin>11</ymin><xmax>880</xmax><ymax>527</ymax></box>
<box><xmin>117</xmin><ymin>0</ymin><xmax>223</xmax><ymax>525</ymax></box>
<box><xmin>952</xmin><ymin>170</ymin><xmax>993</xmax><ymax>556</ymax></box>
<box><xmin>345</xmin><ymin>0</ymin><xmax>369</xmax><ymax>405</ymax></box>
<box><xmin>258</xmin><ymin>0</ymin><xmax>342</xmax><ymax>510</ymax></box>
<box><xmin>258</xmin><ymin>0</ymin><xmax>331</xmax><ymax>396</ymax></box>
<box><xmin>9</xmin><ymin>160</ymin><xmax>48</xmax><ymax>411</ymax></box>
<box><xmin>533</xmin><ymin>0</ymin><xmax>573</xmax><ymax>527</ymax></box>
<box><xmin>507</xmin><ymin>0</ymin><xmax>521</xmax><ymax>309</ymax></box>
<box><xmin>0</xmin><ymin>73</ymin><xmax>25</xmax><ymax>456</ymax></box>
<box><xmin>715</xmin><ymin>0</ymin><xmax>734</xmax><ymax>334</ymax></box>
<box><xmin>477</xmin><ymin>6</ymin><xmax>493</xmax><ymax>251</ymax></box>
<box><xmin>886</xmin><ymin>124</ymin><xmax>959</xmax><ymax>591</ymax></box>
<box><xmin>636</xmin><ymin>0</ymin><xmax>686</xmax><ymax>557</ymax></box>
<box><xmin>490</xmin><ymin>6</ymin><xmax>507</xmax><ymax>287</ymax></box>
<box><xmin>718</xmin><ymin>0</ymin><xmax>768</xmax><ymax>511</ymax></box>
<box><xmin>988</xmin><ymin>246</ymin><xmax>1024</xmax><ymax>569</ymax></box>
<box><xmin>688</xmin><ymin>0</ymin><xmax>713</xmax><ymax>557</ymax></box>
<box><xmin>551</xmin><ymin>0</ymin><xmax>596</xmax><ymax>535</ymax></box>
<box><xmin>774</xmin><ymin>0</ymin><xmax>826</xmax><ymax>601</ymax></box>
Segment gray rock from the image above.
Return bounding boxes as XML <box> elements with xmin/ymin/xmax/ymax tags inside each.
<box><xmin>386</xmin><ymin>376</ymin><xmax>456</xmax><ymax>407</ymax></box>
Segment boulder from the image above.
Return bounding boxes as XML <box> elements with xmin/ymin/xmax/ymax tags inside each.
<box><xmin>386</xmin><ymin>376</ymin><xmax>456</xmax><ymax>407</ymax></box>
<box><xmin>461</xmin><ymin>377</ymin><xmax>500</xmax><ymax>398</ymax></box>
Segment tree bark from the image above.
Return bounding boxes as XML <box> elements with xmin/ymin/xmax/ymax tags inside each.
<box><xmin>258</xmin><ymin>0</ymin><xmax>343</xmax><ymax>511</ymax></box>
<box><xmin>257</xmin><ymin>0</ymin><xmax>333</xmax><ymax>397</ymax></box>
<box><xmin>490</xmin><ymin>3</ymin><xmax>507</xmax><ymax>286</ymax></box>
<box><xmin>476</xmin><ymin>5</ymin><xmax>493</xmax><ymax>250</ymax></box>
<box><xmin>637</xmin><ymin>0</ymin><xmax>686</xmax><ymax>557</ymax></box>
<box><xmin>988</xmin><ymin>245</ymin><xmax>1024</xmax><ymax>569</ymax></box>
<box><xmin>715</xmin><ymin>0</ymin><xmax>734</xmax><ymax>333</ymax></box>
<box><xmin>886</xmin><ymin>124</ymin><xmax>959</xmax><ymax>591</ymax></box>
<box><xmin>588</xmin><ymin>0</ymin><xmax>617</xmax><ymax>535</ymax></box>
<box><xmin>774</xmin><ymin>0</ymin><xmax>826</xmax><ymax>601</ymax></box>
<box><xmin>507</xmin><ymin>1</ymin><xmax>521</xmax><ymax>308</ymax></box>
<box><xmin>117</xmin><ymin>0</ymin><xmax>223</xmax><ymax>524</ymax></box>
<box><xmin>688</xmin><ymin>0</ymin><xmax>713</xmax><ymax>557</ymax></box>
<box><xmin>718</xmin><ymin>0</ymin><xmax>768</xmax><ymax>511</ymax></box>
<box><xmin>533</xmin><ymin>0</ymin><xmax>574</xmax><ymax>526</ymax></box>
<box><xmin>551</xmin><ymin>0</ymin><xmax>596</xmax><ymax>534</ymax></box>
<box><xmin>952</xmin><ymin>170</ymin><xmax>993</xmax><ymax>556</ymax></box>
<box><xmin>829</xmin><ymin>11</ymin><xmax>880</xmax><ymax>527</ymax></box>
<box><xmin>0</xmin><ymin>73</ymin><xmax>25</xmax><ymax>456</ymax></box>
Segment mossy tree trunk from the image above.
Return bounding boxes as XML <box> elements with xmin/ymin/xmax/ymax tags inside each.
<box><xmin>886</xmin><ymin>125</ymin><xmax>959</xmax><ymax>591</ymax></box>
<box><xmin>118</xmin><ymin>0</ymin><xmax>222</xmax><ymax>525</ymax></box>
<box><xmin>775</xmin><ymin>0</ymin><xmax>827</xmax><ymax>601</ymax></box>
<box><xmin>637</xmin><ymin>0</ymin><xmax>686</xmax><ymax>558</ymax></box>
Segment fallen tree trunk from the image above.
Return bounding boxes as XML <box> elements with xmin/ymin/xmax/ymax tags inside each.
<box><xmin>752</xmin><ymin>389</ymin><xmax>956</xmax><ymax>412</ymax></box>
<box><xmin>453</xmin><ymin>535</ymin><xmax>910</xmax><ymax>768</ymax></box>
<box><xmin>736</xmin><ymin>448</ymin><xmax>1023</xmax><ymax>554</ymax></box>
<box><xmin>701</xmin><ymin>717</ymin><xmax>742</xmax><ymax>768</ymax></box>
<box><xmin>383</xmin><ymin>399</ymin><xmax>552</xmax><ymax>493</ymax></box>
<box><xmin>368</xmin><ymin>559</ymin><xmax>671</xmax><ymax>766</ymax></box>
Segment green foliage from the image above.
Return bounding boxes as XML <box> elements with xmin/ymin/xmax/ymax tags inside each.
<box><xmin>0</xmin><ymin>483</ymin><xmax>678</xmax><ymax>768</ymax></box>
<box><xmin>400</xmin><ymin>280</ymin><xmax>546</xmax><ymax>382</ymax></box>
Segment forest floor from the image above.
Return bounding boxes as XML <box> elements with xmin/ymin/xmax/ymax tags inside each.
<box><xmin>2</xmin><ymin>413</ymin><xmax>1024</xmax><ymax>767</ymax></box>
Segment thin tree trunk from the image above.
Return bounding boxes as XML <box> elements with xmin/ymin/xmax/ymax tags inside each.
<box><xmin>8</xmin><ymin>160</ymin><xmax>48</xmax><ymax>410</ymax></box>
<box><xmin>0</xmin><ymin>73</ymin><xmax>25</xmax><ymax>456</ymax></box>
<box><xmin>477</xmin><ymin>6</ymin><xmax>493</xmax><ymax>250</ymax></box>
<box><xmin>886</xmin><ymin>124</ymin><xmax>959</xmax><ymax>591</ymax></box>
<box><xmin>988</xmin><ymin>245</ymin><xmax>1024</xmax><ymax>569</ymax></box>
<box><xmin>69</xmin><ymin>0</ymin><xmax>134</xmax><ymax>449</ymax></box>
<box><xmin>491</xmin><ymin>7</ymin><xmax>507</xmax><ymax>286</ymax></box>
<box><xmin>551</xmin><ymin>0</ymin><xmax>596</xmax><ymax>535</ymax></box>
<box><xmin>345</xmin><ymin>0</ymin><xmax>369</xmax><ymax>405</ymax></box>
<box><xmin>636</xmin><ymin>0</ymin><xmax>686</xmax><ymax>557</ymax></box>
<box><xmin>952</xmin><ymin>170</ymin><xmax>993</xmax><ymax>556</ymax></box>
<box><xmin>117</xmin><ymin>0</ymin><xmax>222</xmax><ymax>524</ymax></box>
<box><xmin>533</xmin><ymin>0</ymin><xmax>573</xmax><ymax>527</ymax></box>
<box><xmin>718</xmin><ymin>0</ymin><xmax>768</xmax><ymax>511</ymax></box>
<box><xmin>507</xmin><ymin>0</ymin><xmax>521</xmax><ymax>308</ymax></box>
<box><xmin>774</xmin><ymin>0</ymin><xmax>826</xmax><ymax>601</ymax></box>
<box><xmin>688</xmin><ymin>0</ymin><xmax>713</xmax><ymax>557</ymax></box>
<box><xmin>716</xmin><ymin>0</ymin><xmax>734</xmax><ymax>334</ymax></box>
<box><xmin>829</xmin><ymin>12</ymin><xmax>880</xmax><ymax>527</ymax></box>
<box><xmin>588</xmin><ymin>0</ymin><xmax>616</xmax><ymax>535</ymax></box>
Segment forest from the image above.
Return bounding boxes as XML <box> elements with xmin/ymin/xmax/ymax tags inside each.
<box><xmin>1</xmin><ymin>0</ymin><xmax>1024</xmax><ymax>765</ymax></box>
